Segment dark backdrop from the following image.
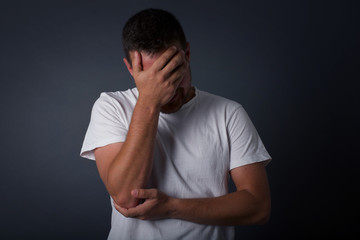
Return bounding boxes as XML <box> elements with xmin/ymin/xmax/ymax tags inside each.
<box><xmin>1</xmin><ymin>0</ymin><xmax>359</xmax><ymax>239</ymax></box>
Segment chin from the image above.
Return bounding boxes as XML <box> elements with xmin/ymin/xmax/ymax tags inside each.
<box><xmin>160</xmin><ymin>100</ymin><xmax>184</xmax><ymax>114</ymax></box>
<box><xmin>160</xmin><ymin>89</ymin><xmax>185</xmax><ymax>114</ymax></box>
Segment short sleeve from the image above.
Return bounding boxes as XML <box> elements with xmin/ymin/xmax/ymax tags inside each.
<box><xmin>80</xmin><ymin>95</ymin><xmax>128</xmax><ymax>160</ymax></box>
<box><xmin>227</xmin><ymin>106</ymin><xmax>271</xmax><ymax>170</ymax></box>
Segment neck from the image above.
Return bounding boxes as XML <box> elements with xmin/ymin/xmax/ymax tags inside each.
<box><xmin>185</xmin><ymin>86</ymin><xmax>196</xmax><ymax>103</ymax></box>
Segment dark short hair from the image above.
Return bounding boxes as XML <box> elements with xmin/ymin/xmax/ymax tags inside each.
<box><xmin>122</xmin><ymin>8</ymin><xmax>187</xmax><ymax>63</ymax></box>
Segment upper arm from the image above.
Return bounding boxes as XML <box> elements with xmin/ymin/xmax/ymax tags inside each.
<box><xmin>229</xmin><ymin>161</ymin><xmax>271</xmax><ymax>224</ymax></box>
<box><xmin>94</xmin><ymin>142</ymin><xmax>124</xmax><ymax>186</ymax></box>
<box><xmin>230</xmin><ymin>161</ymin><xmax>271</xmax><ymax>201</ymax></box>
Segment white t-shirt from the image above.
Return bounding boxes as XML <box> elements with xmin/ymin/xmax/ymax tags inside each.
<box><xmin>80</xmin><ymin>87</ymin><xmax>271</xmax><ymax>240</ymax></box>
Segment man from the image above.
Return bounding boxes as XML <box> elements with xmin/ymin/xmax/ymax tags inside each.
<box><xmin>80</xmin><ymin>8</ymin><xmax>272</xmax><ymax>240</ymax></box>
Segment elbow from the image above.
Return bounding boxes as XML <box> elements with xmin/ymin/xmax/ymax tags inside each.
<box><xmin>106</xmin><ymin>174</ymin><xmax>139</xmax><ymax>209</ymax></box>
<box><xmin>232</xmin><ymin>198</ymin><xmax>271</xmax><ymax>226</ymax></box>
<box><xmin>111</xmin><ymin>192</ymin><xmax>139</xmax><ymax>209</ymax></box>
<box><xmin>253</xmin><ymin>200</ymin><xmax>271</xmax><ymax>225</ymax></box>
<box><xmin>255</xmin><ymin>210</ymin><xmax>270</xmax><ymax>225</ymax></box>
<box><xmin>107</xmin><ymin>181</ymin><xmax>139</xmax><ymax>209</ymax></box>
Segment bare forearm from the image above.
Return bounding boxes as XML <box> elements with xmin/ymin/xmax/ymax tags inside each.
<box><xmin>170</xmin><ymin>190</ymin><xmax>271</xmax><ymax>226</ymax></box>
<box><xmin>108</xmin><ymin>98</ymin><xmax>160</xmax><ymax>207</ymax></box>
<box><xmin>113</xmin><ymin>163</ymin><xmax>271</xmax><ymax>225</ymax></box>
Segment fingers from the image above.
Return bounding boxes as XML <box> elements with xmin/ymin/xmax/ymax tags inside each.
<box><xmin>166</xmin><ymin>58</ymin><xmax>187</xmax><ymax>91</ymax></box>
<box><xmin>162</xmin><ymin>50</ymin><xmax>186</xmax><ymax>74</ymax></box>
<box><xmin>114</xmin><ymin>189</ymin><xmax>167</xmax><ymax>220</ymax></box>
<box><xmin>159</xmin><ymin>49</ymin><xmax>187</xmax><ymax>90</ymax></box>
<box><xmin>152</xmin><ymin>46</ymin><xmax>178</xmax><ymax>70</ymax></box>
<box><xmin>131</xmin><ymin>46</ymin><xmax>187</xmax><ymax>108</ymax></box>
<box><xmin>131</xmin><ymin>51</ymin><xmax>143</xmax><ymax>74</ymax></box>
<box><xmin>168</xmin><ymin>56</ymin><xmax>188</xmax><ymax>82</ymax></box>
<box><xmin>113</xmin><ymin>197</ymin><xmax>145</xmax><ymax>219</ymax></box>
<box><xmin>131</xmin><ymin>188</ymin><xmax>157</xmax><ymax>199</ymax></box>
<box><xmin>133</xmin><ymin>46</ymin><xmax>185</xmax><ymax>75</ymax></box>
<box><xmin>113</xmin><ymin>201</ymin><xmax>131</xmax><ymax>216</ymax></box>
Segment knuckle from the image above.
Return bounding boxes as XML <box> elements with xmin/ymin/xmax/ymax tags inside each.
<box><xmin>166</xmin><ymin>46</ymin><xmax>177</xmax><ymax>55</ymax></box>
<box><xmin>160</xmin><ymin>79</ymin><xmax>170</xmax><ymax>88</ymax></box>
<box><xmin>168</xmin><ymin>59</ymin><xmax>180</xmax><ymax>69</ymax></box>
<box><xmin>149</xmin><ymin>70</ymin><xmax>156</xmax><ymax>79</ymax></box>
<box><xmin>139</xmin><ymin>189</ymin><xmax>145</xmax><ymax>196</ymax></box>
<box><xmin>173</xmin><ymin>73</ymin><xmax>184</xmax><ymax>82</ymax></box>
<box><xmin>173</xmin><ymin>58</ymin><xmax>183</xmax><ymax>68</ymax></box>
<box><xmin>164</xmin><ymin>80</ymin><xmax>171</xmax><ymax>87</ymax></box>
<box><xmin>159</xmin><ymin>75</ymin><xmax>166</xmax><ymax>83</ymax></box>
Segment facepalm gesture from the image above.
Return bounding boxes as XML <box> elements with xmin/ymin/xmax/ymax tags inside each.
<box><xmin>124</xmin><ymin>46</ymin><xmax>188</xmax><ymax>109</ymax></box>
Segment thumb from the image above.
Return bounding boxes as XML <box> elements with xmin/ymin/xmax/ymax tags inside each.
<box><xmin>132</xmin><ymin>51</ymin><xmax>143</xmax><ymax>74</ymax></box>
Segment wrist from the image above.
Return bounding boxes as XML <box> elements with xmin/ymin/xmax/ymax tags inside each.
<box><xmin>168</xmin><ymin>197</ymin><xmax>182</xmax><ymax>219</ymax></box>
<box><xmin>136</xmin><ymin>95</ymin><xmax>161</xmax><ymax>114</ymax></box>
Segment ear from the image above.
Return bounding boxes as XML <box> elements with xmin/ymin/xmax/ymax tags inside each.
<box><xmin>123</xmin><ymin>57</ymin><xmax>133</xmax><ymax>76</ymax></box>
<box><xmin>185</xmin><ymin>42</ymin><xmax>191</xmax><ymax>62</ymax></box>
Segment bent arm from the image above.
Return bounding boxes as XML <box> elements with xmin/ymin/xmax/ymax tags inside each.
<box><xmin>94</xmin><ymin>47</ymin><xmax>187</xmax><ymax>209</ymax></box>
<box><xmin>171</xmin><ymin>161</ymin><xmax>271</xmax><ymax>225</ymax></box>
<box><xmin>95</xmin><ymin>101</ymin><xmax>160</xmax><ymax>208</ymax></box>
<box><xmin>116</xmin><ymin>161</ymin><xmax>271</xmax><ymax>225</ymax></box>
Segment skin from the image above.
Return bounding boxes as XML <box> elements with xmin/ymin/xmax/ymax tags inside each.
<box><xmin>95</xmin><ymin>43</ymin><xmax>192</xmax><ymax>209</ymax></box>
<box><xmin>124</xmin><ymin>43</ymin><xmax>195</xmax><ymax>114</ymax></box>
<box><xmin>94</xmin><ymin>42</ymin><xmax>271</xmax><ymax>225</ymax></box>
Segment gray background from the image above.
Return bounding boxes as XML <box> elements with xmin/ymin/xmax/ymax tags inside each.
<box><xmin>1</xmin><ymin>0</ymin><xmax>359</xmax><ymax>239</ymax></box>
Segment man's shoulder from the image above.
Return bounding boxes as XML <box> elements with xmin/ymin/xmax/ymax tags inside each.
<box><xmin>92</xmin><ymin>87</ymin><xmax>138</xmax><ymax>111</ymax></box>
<box><xmin>98</xmin><ymin>87</ymin><xmax>138</xmax><ymax>101</ymax></box>
<box><xmin>197</xmin><ymin>89</ymin><xmax>242</xmax><ymax>109</ymax></box>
